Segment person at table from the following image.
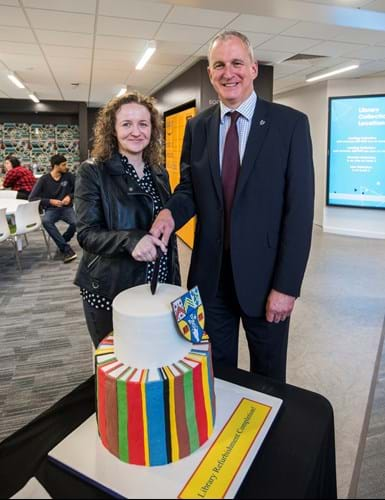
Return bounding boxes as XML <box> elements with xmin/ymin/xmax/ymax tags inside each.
<box><xmin>73</xmin><ymin>91</ymin><xmax>180</xmax><ymax>348</ymax></box>
<box><xmin>150</xmin><ymin>31</ymin><xmax>315</xmax><ymax>383</ymax></box>
<box><xmin>29</xmin><ymin>154</ymin><xmax>77</xmax><ymax>263</ymax></box>
<box><xmin>2</xmin><ymin>155</ymin><xmax>36</xmax><ymax>199</ymax></box>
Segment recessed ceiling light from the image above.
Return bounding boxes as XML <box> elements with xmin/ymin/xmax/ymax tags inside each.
<box><xmin>8</xmin><ymin>73</ymin><xmax>25</xmax><ymax>89</ymax></box>
<box><xmin>136</xmin><ymin>41</ymin><xmax>156</xmax><ymax>71</ymax></box>
<box><xmin>306</xmin><ymin>64</ymin><xmax>359</xmax><ymax>83</ymax></box>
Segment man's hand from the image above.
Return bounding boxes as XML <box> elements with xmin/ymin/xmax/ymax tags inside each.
<box><xmin>266</xmin><ymin>289</ymin><xmax>296</xmax><ymax>323</ymax></box>
<box><xmin>50</xmin><ymin>199</ymin><xmax>63</xmax><ymax>207</ymax></box>
<box><xmin>61</xmin><ymin>195</ymin><xmax>71</xmax><ymax>206</ymax></box>
<box><xmin>132</xmin><ymin>234</ymin><xmax>167</xmax><ymax>262</ymax></box>
<box><xmin>150</xmin><ymin>209</ymin><xmax>175</xmax><ymax>247</ymax></box>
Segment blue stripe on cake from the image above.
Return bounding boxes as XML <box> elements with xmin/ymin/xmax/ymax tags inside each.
<box><xmin>145</xmin><ymin>379</ymin><xmax>167</xmax><ymax>466</ymax></box>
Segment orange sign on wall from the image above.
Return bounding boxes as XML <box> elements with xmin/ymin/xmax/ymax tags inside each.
<box><xmin>165</xmin><ymin>107</ymin><xmax>196</xmax><ymax>249</ymax></box>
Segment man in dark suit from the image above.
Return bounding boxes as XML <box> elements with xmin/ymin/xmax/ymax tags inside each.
<box><xmin>151</xmin><ymin>31</ymin><xmax>314</xmax><ymax>382</ymax></box>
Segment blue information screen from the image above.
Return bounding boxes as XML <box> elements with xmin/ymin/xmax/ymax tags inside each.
<box><xmin>327</xmin><ymin>95</ymin><xmax>385</xmax><ymax>209</ymax></box>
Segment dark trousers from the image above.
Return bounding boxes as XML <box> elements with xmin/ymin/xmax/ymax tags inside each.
<box><xmin>42</xmin><ymin>207</ymin><xmax>76</xmax><ymax>253</ymax></box>
<box><xmin>205</xmin><ymin>252</ymin><xmax>290</xmax><ymax>383</ymax></box>
<box><xmin>83</xmin><ymin>300</ymin><xmax>113</xmax><ymax>348</ymax></box>
<box><xmin>17</xmin><ymin>190</ymin><xmax>30</xmax><ymax>200</ymax></box>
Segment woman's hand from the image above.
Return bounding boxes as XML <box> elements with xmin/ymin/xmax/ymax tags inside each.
<box><xmin>132</xmin><ymin>234</ymin><xmax>167</xmax><ymax>262</ymax></box>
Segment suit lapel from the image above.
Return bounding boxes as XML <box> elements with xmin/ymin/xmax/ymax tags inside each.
<box><xmin>234</xmin><ymin>98</ymin><xmax>270</xmax><ymax>204</ymax></box>
<box><xmin>206</xmin><ymin>106</ymin><xmax>223</xmax><ymax>204</ymax></box>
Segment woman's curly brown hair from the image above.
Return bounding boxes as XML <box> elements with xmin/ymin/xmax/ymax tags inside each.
<box><xmin>91</xmin><ymin>91</ymin><xmax>163</xmax><ymax>166</ymax></box>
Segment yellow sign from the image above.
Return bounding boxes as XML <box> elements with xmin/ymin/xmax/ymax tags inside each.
<box><xmin>178</xmin><ymin>398</ymin><xmax>272</xmax><ymax>499</ymax></box>
<box><xmin>165</xmin><ymin>107</ymin><xmax>196</xmax><ymax>248</ymax></box>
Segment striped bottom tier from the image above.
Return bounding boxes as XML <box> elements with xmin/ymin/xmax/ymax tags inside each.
<box><xmin>95</xmin><ymin>335</ymin><xmax>216</xmax><ymax>466</ymax></box>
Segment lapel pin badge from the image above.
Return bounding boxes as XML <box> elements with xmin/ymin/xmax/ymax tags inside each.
<box><xmin>259</xmin><ymin>120</ymin><xmax>266</xmax><ymax>126</ymax></box>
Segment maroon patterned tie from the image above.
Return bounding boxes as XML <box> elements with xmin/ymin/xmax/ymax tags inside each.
<box><xmin>222</xmin><ymin>111</ymin><xmax>241</xmax><ymax>248</ymax></box>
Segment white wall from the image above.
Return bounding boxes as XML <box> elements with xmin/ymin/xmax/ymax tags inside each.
<box><xmin>275</xmin><ymin>76</ymin><xmax>385</xmax><ymax>239</ymax></box>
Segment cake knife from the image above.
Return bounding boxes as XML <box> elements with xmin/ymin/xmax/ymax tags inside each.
<box><xmin>150</xmin><ymin>247</ymin><xmax>164</xmax><ymax>295</ymax></box>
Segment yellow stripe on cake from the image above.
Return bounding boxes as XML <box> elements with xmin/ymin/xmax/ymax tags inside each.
<box><xmin>163</xmin><ymin>365</ymin><xmax>179</xmax><ymax>462</ymax></box>
<box><xmin>140</xmin><ymin>369</ymin><xmax>150</xmax><ymax>466</ymax></box>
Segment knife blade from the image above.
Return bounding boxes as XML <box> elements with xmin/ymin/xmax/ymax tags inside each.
<box><xmin>150</xmin><ymin>247</ymin><xmax>164</xmax><ymax>295</ymax></box>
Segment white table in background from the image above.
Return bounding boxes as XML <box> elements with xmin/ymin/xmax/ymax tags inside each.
<box><xmin>0</xmin><ymin>198</ymin><xmax>29</xmax><ymax>250</ymax></box>
<box><xmin>0</xmin><ymin>198</ymin><xmax>28</xmax><ymax>215</ymax></box>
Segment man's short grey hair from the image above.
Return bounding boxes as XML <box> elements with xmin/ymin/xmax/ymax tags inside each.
<box><xmin>208</xmin><ymin>31</ymin><xmax>255</xmax><ymax>64</ymax></box>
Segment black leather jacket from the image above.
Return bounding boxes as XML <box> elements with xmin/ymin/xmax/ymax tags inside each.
<box><xmin>74</xmin><ymin>154</ymin><xmax>180</xmax><ymax>300</ymax></box>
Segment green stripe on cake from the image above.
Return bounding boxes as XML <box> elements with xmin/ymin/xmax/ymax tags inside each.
<box><xmin>183</xmin><ymin>366</ymin><xmax>199</xmax><ymax>452</ymax></box>
<box><xmin>117</xmin><ymin>369</ymin><xmax>131</xmax><ymax>462</ymax></box>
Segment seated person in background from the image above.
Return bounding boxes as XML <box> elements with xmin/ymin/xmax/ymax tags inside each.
<box><xmin>2</xmin><ymin>155</ymin><xmax>36</xmax><ymax>199</ymax></box>
<box><xmin>29</xmin><ymin>154</ymin><xmax>77</xmax><ymax>263</ymax></box>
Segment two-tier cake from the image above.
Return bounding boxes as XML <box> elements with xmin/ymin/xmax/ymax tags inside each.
<box><xmin>94</xmin><ymin>283</ymin><xmax>216</xmax><ymax>466</ymax></box>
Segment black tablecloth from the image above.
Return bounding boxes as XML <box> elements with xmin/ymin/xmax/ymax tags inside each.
<box><xmin>0</xmin><ymin>366</ymin><xmax>337</xmax><ymax>499</ymax></box>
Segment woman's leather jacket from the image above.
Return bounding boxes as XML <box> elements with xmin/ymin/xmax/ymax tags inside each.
<box><xmin>74</xmin><ymin>153</ymin><xmax>180</xmax><ymax>300</ymax></box>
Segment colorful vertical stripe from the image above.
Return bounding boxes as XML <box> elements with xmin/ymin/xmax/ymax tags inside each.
<box><xmin>95</xmin><ymin>337</ymin><xmax>215</xmax><ymax>466</ymax></box>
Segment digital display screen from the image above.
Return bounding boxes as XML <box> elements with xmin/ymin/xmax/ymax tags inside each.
<box><xmin>327</xmin><ymin>94</ymin><xmax>385</xmax><ymax>209</ymax></box>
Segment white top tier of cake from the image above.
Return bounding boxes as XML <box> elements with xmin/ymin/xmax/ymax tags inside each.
<box><xmin>112</xmin><ymin>283</ymin><xmax>192</xmax><ymax>369</ymax></box>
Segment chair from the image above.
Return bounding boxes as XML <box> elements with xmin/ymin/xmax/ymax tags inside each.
<box><xmin>0</xmin><ymin>207</ymin><xmax>21</xmax><ymax>269</ymax></box>
<box><xmin>9</xmin><ymin>201</ymin><xmax>51</xmax><ymax>269</ymax></box>
<box><xmin>0</xmin><ymin>190</ymin><xmax>18</xmax><ymax>198</ymax></box>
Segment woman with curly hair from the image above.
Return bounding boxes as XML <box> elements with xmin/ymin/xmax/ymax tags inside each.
<box><xmin>74</xmin><ymin>91</ymin><xmax>180</xmax><ymax>347</ymax></box>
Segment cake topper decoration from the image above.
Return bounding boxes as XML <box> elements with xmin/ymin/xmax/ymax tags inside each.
<box><xmin>171</xmin><ymin>286</ymin><xmax>207</xmax><ymax>343</ymax></box>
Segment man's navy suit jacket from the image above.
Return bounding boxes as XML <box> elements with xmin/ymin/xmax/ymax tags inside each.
<box><xmin>167</xmin><ymin>98</ymin><xmax>315</xmax><ymax>317</ymax></box>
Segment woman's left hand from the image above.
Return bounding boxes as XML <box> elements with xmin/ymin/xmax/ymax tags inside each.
<box><xmin>132</xmin><ymin>234</ymin><xmax>167</xmax><ymax>262</ymax></box>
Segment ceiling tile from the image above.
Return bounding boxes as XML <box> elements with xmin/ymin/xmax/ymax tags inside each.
<box><xmin>0</xmin><ymin>0</ymin><xmax>19</xmax><ymax>6</ymax></box>
<box><xmin>245</xmin><ymin>31</ymin><xmax>275</xmax><ymax>47</ymax></box>
<box><xmin>0</xmin><ymin>26</ymin><xmax>35</xmax><ymax>43</ymax></box>
<box><xmin>36</xmin><ymin>30</ymin><xmax>93</xmax><ymax>48</ymax></box>
<box><xmin>0</xmin><ymin>5</ymin><xmax>29</xmax><ymax>26</ymax></box>
<box><xmin>61</xmin><ymin>87</ymin><xmax>90</xmax><ymax>101</ymax></box>
<box><xmin>43</xmin><ymin>46</ymin><xmax>92</xmax><ymax>59</ymax></box>
<box><xmin>26</xmin><ymin>9</ymin><xmax>95</xmax><ymax>33</ymax></box>
<box><xmin>343</xmin><ymin>44</ymin><xmax>385</xmax><ymax>58</ymax></box>
<box><xmin>362</xmin><ymin>0</ymin><xmax>385</xmax><ymax>12</ymax></box>
<box><xmin>97</xmin><ymin>16</ymin><xmax>159</xmax><ymax>38</ymax></box>
<box><xmin>228</xmin><ymin>15</ymin><xmax>298</xmax><ymax>34</ymax></box>
<box><xmin>0</xmin><ymin>41</ymin><xmax>41</xmax><ymax>55</ymax></box>
<box><xmin>254</xmin><ymin>49</ymin><xmax>297</xmax><ymax>64</ymax></box>
<box><xmin>156</xmin><ymin>40</ymin><xmax>203</xmax><ymax>55</ymax></box>
<box><xmin>273</xmin><ymin>63</ymin><xmax>308</xmax><ymax>78</ymax></box>
<box><xmin>150</xmin><ymin>52</ymin><xmax>189</xmax><ymax>66</ymax></box>
<box><xmin>99</xmin><ymin>0</ymin><xmax>171</xmax><ymax>21</ymax></box>
<box><xmin>332</xmin><ymin>26</ymin><xmax>385</xmax><ymax>44</ymax></box>
<box><xmin>302</xmin><ymin>40</ymin><xmax>367</xmax><ymax>56</ymax></box>
<box><xmin>258</xmin><ymin>35</ymin><xmax>320</xmax><ymax>53</ymax></box>
<box><xmin>95</xmin><ymin>36</ymin><xmax>148</xmax><ymax>52</ymax></box>
<box><xmin>0</xmin><ymin>53</ymin><xmax>48</xmax><ymax>71</ymax></box>
<box><xmin>155</xmin><ymin>23</ymin><xmax>217</xmax><ymax>43</ymax></box>
<box><xmin>282</xmin><ymin>21</ymin><xmax>343</xmax><ymax>40</ymax></box>
<box><xmin>294</xmin><ymin>0</ymin><xmax>371</xmax><ymax>6</ymax></box>
<box><xmin>22</xmin><ymin>0</ymin><xmax>96</xmax><ymax>13</ymax></box>
<box><xmin>165</xmin><ymin>6</ymin><xmax>237</xmax><ymax>28</ymax></box>
<box><xmin>94</xmin><ymin>49</ymin><xmax>141</xmax><ymax>64</ymax></box>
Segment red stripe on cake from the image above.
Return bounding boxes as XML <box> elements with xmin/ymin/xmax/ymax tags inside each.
<box><xmin>127</xmin><ymin>371</ymin><xmax>146</xmax><ymax>465</ymax></box>
<box><xmin>192</xmin><ymin>362</ymin><xmax>208</xmax><ymax>445</ymax></box>
<box><xmin>105</xmin><ymin>375</ymin><xmax>119</xmax><ymax>457</ymax></box>
<box><xmin>97</xmin><ymin>367</ymin><xmax>108</xmax><ymax>447</ymax></box>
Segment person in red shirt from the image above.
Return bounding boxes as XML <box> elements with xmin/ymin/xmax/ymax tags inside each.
<box><xmin>2</xmin><ymin>156</ymin><xmax>36</xmax><ymax>199</ymax></box>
